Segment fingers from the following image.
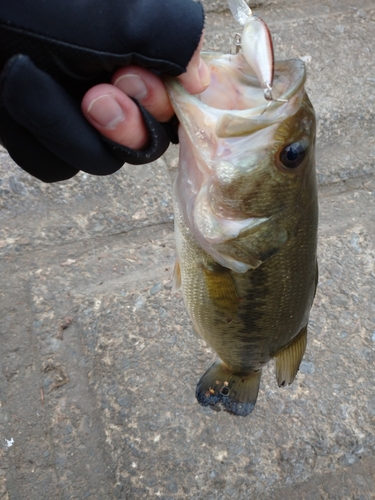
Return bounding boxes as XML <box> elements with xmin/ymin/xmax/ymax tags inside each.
<box><xmin>112</xmin><ymin>66</ymin><xmax>174</xmax><ymax>123</ymax></box>
<box><xmin>110</xmin><ymin>33</ymin><xmax>210</xmax><ymax>121</ymax></box>
<box><xmin>81</xmin><ymin>83</ymin><xmax>149</xmax><ymax>150</ymax></box>
<box><xmin>82</xmin><ymin>68</ymin><xmax>175</xmax><ymax>149</ymax></box>
<box><xmin>82</xmin><ymin>34</ymin><xmax>210</xmax><ymax>150</ymax></box>
<box><xmin>110</xmin><ymin>40</ymin><xmax>211</xmax><ymax>123</ymax></box>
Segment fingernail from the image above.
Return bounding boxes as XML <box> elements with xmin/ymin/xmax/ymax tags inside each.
<box><xmin>114</xmin><ymin>74</ymin><xmax>148</xmax><ymax>100</ymax></box>
<box><xmin>87</xmin><ymin>94</ymin><xmax>124</xmax><ymax>129</ymax></box>
<box><xmin>198</xmin><ymin>58</ymin><xmax>210</xmax><ymax>88</ymax></box>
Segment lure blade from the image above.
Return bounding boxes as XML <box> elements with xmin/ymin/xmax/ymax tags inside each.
<box><xmin>241</xmin><ymin>15</ymin><xmax>274</xmax><ymax>93</ymax></box>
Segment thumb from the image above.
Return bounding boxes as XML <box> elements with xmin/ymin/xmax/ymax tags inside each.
<box><xmin>177</xmin><ymin>34</ymin><xmax>210</xmax><ymax>94</ymax></box>
<box><xmin>82</xmin><ymin>84</ymin><xmax>149</xmax><ymax>150</ymax></box>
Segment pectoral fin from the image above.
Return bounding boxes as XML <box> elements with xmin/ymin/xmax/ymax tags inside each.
<box><xmin>172</xmin><ymin>259</ymin><xmax>181</xmax><ymax>292</ymax></box>
<box><xmin>274</xmin><ymin>325</ymin><xmax>307</xmax><ymax>387</ymax></box>
<box><xmin>202</xmin><ymin>264</ymin><xmax>239</xmax><ymax>319</ymax></box>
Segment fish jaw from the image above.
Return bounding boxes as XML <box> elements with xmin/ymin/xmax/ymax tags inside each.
<box><xmin>167</xmin><ymin>56</ymin><xmax>311</xmax><ymax>273</ymax></box>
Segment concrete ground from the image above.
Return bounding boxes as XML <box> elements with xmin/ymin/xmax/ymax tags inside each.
<box><xmin>1</xmin><ymin>0</ymin><xmax>375</xmax><ymax>498</ymax></box>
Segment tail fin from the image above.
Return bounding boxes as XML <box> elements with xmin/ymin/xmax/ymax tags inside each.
<box><xmin>275</xmin><ymin>325</ymin><xmax>307</xmax><ymax>387</ymax></box>
<box><xmin>196</xmin><ymin>362</ymin><xmax>261</xmax><ymax>417</ymax></box>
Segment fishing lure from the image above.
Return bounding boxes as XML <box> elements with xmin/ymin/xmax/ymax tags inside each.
<box><xmin>228</xmin><ymin>0</ymin><xmax>287</xmax><ymax>105</ymax></box>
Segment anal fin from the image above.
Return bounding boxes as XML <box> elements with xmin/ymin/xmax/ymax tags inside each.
<box><xmin>275</xmin><ymin>325</ymin><xmax>307</xmax><ymax>387</ymax></box>
<box><xmin>196</xmin><ymin>361</ymin><xmax>261</xmax><ymax>417</ymax></box>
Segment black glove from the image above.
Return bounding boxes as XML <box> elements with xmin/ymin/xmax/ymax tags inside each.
<box><xmin>0</xmin><ymin>0</ymin><xmax>204</xmax><ymax>182</ymax></box>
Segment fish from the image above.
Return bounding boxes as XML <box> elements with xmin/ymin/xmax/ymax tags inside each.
<box><xmin>165</xmin><ymin>30</ymin><xmax>318</xmax><ymax>417</ymax></box>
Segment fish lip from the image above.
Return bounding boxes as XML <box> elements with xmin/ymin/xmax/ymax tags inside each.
<box><xmin>272</xmin><ymin>58</ymin><xmax>307</xmax><ymax>100</ymax></box>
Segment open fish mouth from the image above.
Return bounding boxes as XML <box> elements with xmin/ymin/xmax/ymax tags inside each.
<box><xmin>167</xmin><ymin>54</ymin><xmax>306</xmax><ymax>140</ymax></box>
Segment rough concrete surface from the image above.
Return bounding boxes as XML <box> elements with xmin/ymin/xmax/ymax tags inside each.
<box><xmin>1</xmin><ymin>1</ymin><xmax>375</xmax><ymax>499</ymax></box>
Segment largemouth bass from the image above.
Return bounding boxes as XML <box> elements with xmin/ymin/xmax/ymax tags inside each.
<box><xmin>166</xmin><ymin>46</ymin><xmax>317</xmax><ymax>416</ymax></box>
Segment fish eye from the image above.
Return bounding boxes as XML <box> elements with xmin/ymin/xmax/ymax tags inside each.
<box><xmin>279</xmin><ymin>141</ymin><xmax>307</xmax><ymax>169</ymax></box>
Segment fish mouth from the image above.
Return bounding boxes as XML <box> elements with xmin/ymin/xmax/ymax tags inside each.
<box><xmin>166</xmin><ymin>54</ymin><xmax>306</xmax><ymax>139</ymax></box>
<box><xmin>166</xmin><ymin>55</ymin><xmax>309</xmax><ymax>273</ymax></box>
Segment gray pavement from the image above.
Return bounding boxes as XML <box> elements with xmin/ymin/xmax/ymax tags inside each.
<box><xmin>1</xmin><ymin>1</ymin><xmax>375</xmax><ymax>499</ymax></box>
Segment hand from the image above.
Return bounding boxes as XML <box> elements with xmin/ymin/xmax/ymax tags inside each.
<box><xmin>82</xmin><ymin>35</ymin><xmax>210</xmax><ymax>150</ymax></box>
<box><xmin>0</xmin><ymin>0</ymin><xmax>205</xmax><ymax>182</ymax></box>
